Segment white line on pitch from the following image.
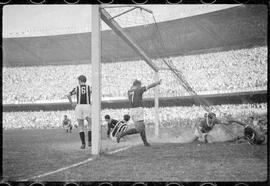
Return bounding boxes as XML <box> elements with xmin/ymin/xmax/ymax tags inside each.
<box><xmin>22</xmin><ymin>145</ymin><xmax>138</xmax><ymax>181</ymax></box>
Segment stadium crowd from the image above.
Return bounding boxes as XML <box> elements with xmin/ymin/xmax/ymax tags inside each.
<box><xmin>3</xmin><ymin>46</ymin><xmax>267</xmax><ymax>104</ymax></box>
<box><xmin>3</xmin><ymin>103</ymin><xmax>267</xmax><ymax>130</ymax></box>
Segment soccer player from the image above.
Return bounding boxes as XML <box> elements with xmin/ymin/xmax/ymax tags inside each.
<box><xmin>117</xmin><ymin>79</ymin><xmax>162</xmax><ymax>146</ymax></box>
<box><xmin>67</xmin><ymin>75</ymin><xmax>92</xmax><ymax>149</ymax></box>
<box><xmin>111</xmin><ymin>114</ymin><xmax>130</xmax><ymax>140</ymax></box>
<box><xmin>194</xmin><ymin>112</ymin><xmax>224</xmax><ymax>142</ymax></box>
<box><xmin>104</xmin><ymin>115</ymin><xmax>119</xmax><ymax>138</ymax></box>
<box><xmin>227</xmin><ymin>119</ymin><xmax>266</xmax><ymax>145</ymax></box>
<box><xmin>105</xmin><ymin>114</ymin><xmax>130</xmax><ymax>140</ymax></box>
<box><xmin>62</xmin><ymin>115</ymin><xmax>72</xmax><ymax>133</ymax></box>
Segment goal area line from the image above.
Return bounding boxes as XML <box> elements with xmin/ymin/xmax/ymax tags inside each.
<box><xmin>21</xmin><ymin>144</ymin><xmax>138</xmax><ymax>181</ymax></box>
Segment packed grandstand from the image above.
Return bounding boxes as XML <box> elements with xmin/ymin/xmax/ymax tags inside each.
<box><xmin>2</xmin><ymin>46</ymin><xmax>267</xmax><ymax>104</ymax></box>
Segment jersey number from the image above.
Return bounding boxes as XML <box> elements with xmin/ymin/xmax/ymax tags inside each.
<box><xmin>130</xmin><ymin>91</ymin><xmax>135</xmax><ymax>103</ymax></box>
<box><xmin>81</xmin><ymin>87</ymin><xmax>86</xmax><ymax>94</ymax></box>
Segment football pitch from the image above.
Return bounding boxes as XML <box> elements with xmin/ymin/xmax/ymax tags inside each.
<box><xmin>2</xmin><ymin>127</ymin><xmax>267</xmax><ymax>182</ymax></box>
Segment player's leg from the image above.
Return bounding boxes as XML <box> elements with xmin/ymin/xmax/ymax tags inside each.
<box><xmin>76</xmin><ymin>105</ymin><xmax>86</xmax><ymax>149</ymax></box>
<box><xmin>136</xmin><ymin>107</ymin><xmax>150</xmax><ymax>146</ymax></box>
<box><xmin>137</xmin><ymin>121</ymin><xmax>150</xmax><ymax>146</ymax></box>
<box><xmin>85</xmin><ymin>105</ymin><xmax>92</xmax><ymax>147</ymax></box>
<box><xmin>65</xmin><ymin>126</ymin><xmax>68</xmax><ymax>133</ymax></box>
<box><xmin>193</xmin><ymin>126</ymin><xmax>201</xmax><ymax>142</ymax></box>
<box><xmin>117</xmin><ymin>108</ymin><xmax>140</xmax><ymax>143</ymax></box>
<box><xmin>78</xmin><ymin>119</ymin><xmax>86</xmax><ymax>149</ymax></box>
<box><xmin>116</xmin><ymin>128</ymin><xmax>138</xmax><ymax>143</ymax></box>
<box><xmin>86</xmin><ymin>116</ymin><xmax>92</xmax><ymax>147</ymax></box>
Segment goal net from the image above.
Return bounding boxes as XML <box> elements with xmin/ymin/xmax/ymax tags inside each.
<box><xmin>100</xmin><ymin>5</ymin><xmax>215</xmax><ymax>112</ymax></box>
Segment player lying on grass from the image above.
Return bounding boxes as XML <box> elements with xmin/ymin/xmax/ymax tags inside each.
<box><xmin>193</xmin><ymin>112</ymin><xmax>266</xmax><ymax>145</ymax></box>
<box><xmin>117</xmin><ymin>79</ymin><xmax>162</xmax><ymax>146</ymax></box>
<box><xmin>226</xmin><ymin>119</ymin><xmax>266</xmax><ymax>145</ymax></box>
<box><xmin>104</xmin><ymin>114</ymin><xmax>130</xmax><ymax>139</ymax></box>
<box><xmin>62</xmin><ymin>115</ymin><xmax>73</xmax><ymax>133</ymax></box>
<box><xmin>109</xmin><ymin>115</ymin><xmax>130</xmax><ymax>141</ymax></box>
<box><xmin>194</xmin><ymin>112</ymin><xmax>227</xmax><ymax>142</ymax></box>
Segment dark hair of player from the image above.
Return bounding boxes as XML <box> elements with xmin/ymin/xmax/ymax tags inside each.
<box><xmin>205</xmin><ymin>112</ymin><xmax>216</xmax><ymax>119</ymax></box>
<box><xmin>78</xmin><ymin>75</ymin><xmax>87</xmax><ymax>83</ymax></box>
<box><xmin>64</xmin><ymin>115</ymin><xmax>67</xmax><ymax>117</ymax></box>
<box><xmin>133</xmin><ymin>79</ymin><xmax>141</xmax><ymax>86</ymax></box>
<box><xmin>123</xmin><ymin>114</ymin><xmax>130</xmax><ymax>122</ymax></box>
<box><xmin>104</xmin><ymin>115</ymin><xmax>110</xmax><ymax>119</ymax></box>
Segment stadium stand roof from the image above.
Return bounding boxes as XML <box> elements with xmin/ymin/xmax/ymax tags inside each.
<box><xmin>3</xmin><ymin>5</ymin><xmax>267</xmax><ymax>67</ymax></box>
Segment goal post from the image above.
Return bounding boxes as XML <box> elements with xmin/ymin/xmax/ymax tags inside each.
<box><xmin>154</xmin><ymin>71</ymin><xmax>160</xmax><ymax>138</ymax></box>
<box><xmin>91</xmin><ymin>5</ymin><xmax>161</xmax><ymax>155</ymax></box>
<box><xmin>91</xmin><ymin>5</ymin><xmax>101</xmax><ymax>155</ymax></box>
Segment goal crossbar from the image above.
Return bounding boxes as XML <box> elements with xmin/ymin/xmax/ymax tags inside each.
<box><xmin>101</xmin><ymin>5</ymin><xmax>153</xmax><ymax>14</ymax></box>
<box><xmin>100</xmin><ymin>8</ymin><xmax>159</xmax><ymax>72</ymax></box>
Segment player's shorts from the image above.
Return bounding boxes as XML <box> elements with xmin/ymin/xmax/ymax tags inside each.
<box><xmin>194</xmin><ymin>127</ymin><xmax>201</xmax><ymax>138</ymax></box>
<box><xmin>130</xmin><ymin>107</ymin><xmax>144</xmax><ymax>122</ymax></box>
<box><xmin>135</xmin><ymin>122</ymin><xmax>145</xmax><ymax>133</ymax></box>
<box><xmin>75</xmin><ymin>104</ymin><xmax>91</xmax><ymax>120</ymax></box>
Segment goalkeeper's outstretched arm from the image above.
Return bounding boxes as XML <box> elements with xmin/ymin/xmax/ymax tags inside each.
<box><xmin>226</xmin><ymin>120</ymin><xmax>248</xmax><ymax>127</ymax></box>
<box><xmin>146</xmin><ymin>79</ymin><xmax>162</xmax><ymax>90</ymax></box>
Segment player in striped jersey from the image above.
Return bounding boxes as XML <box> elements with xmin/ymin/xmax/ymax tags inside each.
<box><xmin>105</xmin><ymin>114</ymin><xmax>130</xmax><ymax>140</ymax></box>
<box><xmin>67</xmin><ymin>75</ymin><xmax>92</xmax><ymax>149</ymax></box>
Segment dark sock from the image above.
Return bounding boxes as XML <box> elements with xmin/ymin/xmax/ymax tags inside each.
<box><xmin>79</xmin><ymin>131</ymin><xmax>85</xmax><ymax>145</ymax></box>
<box><xmin>88</xmin><ymin>131</ymin><xmax>92</xmax><ymax>144</ymax></box>
<box><xmin>140</xmin><ymin>130</ymin><xmax>149</xmax><ymax>145</ymax></box>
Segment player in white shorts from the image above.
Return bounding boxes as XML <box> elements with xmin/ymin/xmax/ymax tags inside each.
<box><xmin>117</xmin><ymin>79</ymin><xmax>161</xmax><ymax>146</ymax></box>
<box><xmin>67</xmin><ymin>75</ymin><xmax>92</xmax><ymax>149</ymax></box>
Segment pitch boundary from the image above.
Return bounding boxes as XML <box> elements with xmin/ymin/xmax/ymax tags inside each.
<box><xmin>21</xmin><ymin>145</ymin><xmax>137</xmax><ymax>181</ymax></box>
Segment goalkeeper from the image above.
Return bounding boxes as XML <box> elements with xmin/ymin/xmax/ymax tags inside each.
<box><xmin>194</xmin><ymin>112</ymin><xmax>223</xmax><ymax>142</ymax></box>
<box><xmin>194</xmin><ymin>112</ymin><xmax>265</xmax><ymax>145</ymax></box>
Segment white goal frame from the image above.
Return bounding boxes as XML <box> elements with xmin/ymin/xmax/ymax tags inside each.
<box><xmin>91</xmin><ymin>5</ymin><xmax>160</xmax><ymax>155</ymax></box>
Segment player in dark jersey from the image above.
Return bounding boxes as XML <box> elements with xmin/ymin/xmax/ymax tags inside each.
<box><xmin>67</xmin><ymin>75</ymin><xmax>92</xmax><ymax>149</ymax></box>
<box><xmin>194</xmin><ymin>113</ymin><xmax>266</xmax><ymax>144</ymax></box>
<box><xmin>62</xmin><ymin>115</ymin><xmax>72</xmax><ymax>133</ymax></box>
<box><xmin>117</xmin><ymin>79</ymin><xmax>162</xmax><ymax>146</ymax></box>
<box><xmin>227</xmin><ymin>119</ymin><xmax>266</xmax><ymax>145</ymax></box>
<box><xmin>194</xmin><ymin>112</ymin><xmax>223</xmax><ymax>142</ymax></box>
<box><xmin>104</xmin><ymin>115</ymin><xmax>119</xmax><ymax>138</ymax></box>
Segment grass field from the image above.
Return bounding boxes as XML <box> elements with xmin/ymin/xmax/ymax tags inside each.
<box><xmin>2</xmin><ymin>126</ymin><xmax>268</xmax><ymax>182</ymax></box>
